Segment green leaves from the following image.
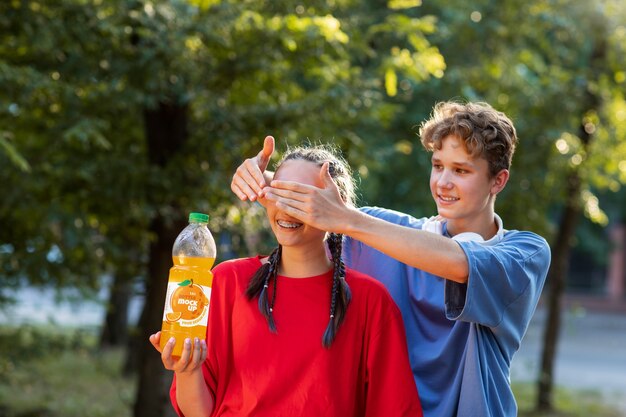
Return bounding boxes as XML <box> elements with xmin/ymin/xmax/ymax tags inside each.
<box><xmin>4</xmin><ymin>0</ymin><xmax>622</xmax><ymax>306</ymax></box>
<box><xmin>0</xmin><ymin>0</ymin><xmax>446</xmax><ymax>302</ymax></box>
<box><xmin>0</xmin><ymin>133</ymin><xmax>30</xmax><ymax>172</ymax></box>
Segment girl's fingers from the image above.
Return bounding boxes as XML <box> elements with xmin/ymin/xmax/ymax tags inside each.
<box><xmin>176</xmin><ymin>338</ymin><xmax>193</xmax><ymax>371</ymax></box>
<box><xmin>190</xmin><ymin>337</ymin><xmax>205</xmax><ymax>369</ymax></box>
<box><xmin>200</xmin><ymin>339</ymin><xmax>207</xmax><ymax>362</ymax></box>
<box><xmin>161</xmin><ymin>337</ymin><xmax>177</xmax><ymax>367</ymax></box>
<box><xmin>155</xmin><ymin>334</ymin><xmax>207</xmax><ymax>373</ymax></box>
<box><xmin>149</xmin><ymin>332</ymin><xmax>162</xmax><ymax>352</ymax></box>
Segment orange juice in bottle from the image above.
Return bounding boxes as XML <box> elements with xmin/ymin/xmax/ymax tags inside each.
<box><xmin>160</xmin><ymin>212</ymin><xmax>216</xmax><ymax>357</ymax></box>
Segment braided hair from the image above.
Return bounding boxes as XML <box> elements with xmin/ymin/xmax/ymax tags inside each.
<box><xmin>245</xmin><ymin>144</ymin><xmax>356</xmax><ymax>348</ymax></box>
<box><xmin>246</xmin><ymin>245</ymin><xmax>282</xmax><ymax>332</ymax></box>
<box><xmin>321</xmin><ymin>232</ymin><xmax>351</xmax><ymax>347</ymax></box>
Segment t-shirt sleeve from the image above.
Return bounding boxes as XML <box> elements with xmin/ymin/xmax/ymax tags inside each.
<box><xmin>359</xmin><ymin>206</ymin><xmax>425</xmax><ymax>228</ymax></box>
<box><xmin>364</xmin><ymin>290</ymin><xmax>424</xmax><ymax>417</ymax></box>
<box><xmin>445</xmin><ymin>231</ymin><xmax>551</xmax><ymax>332</ymax></box>
<box><xmin>343</xmin><ymin>206</ymin><xmax>426</xmax><ymax>268</ymax></box>
<box><xmin>170</xmin><ymin>263</ymin><xmax>233</xmax><ymax>416</ymax></box>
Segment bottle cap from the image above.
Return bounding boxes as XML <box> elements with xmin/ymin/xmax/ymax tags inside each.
<box><xmin>189</xmin><ymin>212</ymin><xmax>209</xmax><ymax>223</ymax></box>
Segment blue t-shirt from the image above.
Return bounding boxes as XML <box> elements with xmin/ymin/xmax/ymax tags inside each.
<box><xmin>342</xmin><ymin>207</ymin><xmax>551</xmax><ymax>417</ymax></box>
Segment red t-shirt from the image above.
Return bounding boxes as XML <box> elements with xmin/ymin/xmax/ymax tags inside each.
<box><xmin>171</xmin><ymin>256</ymin><xmax>422</xmax><ymax>417</ymax></box>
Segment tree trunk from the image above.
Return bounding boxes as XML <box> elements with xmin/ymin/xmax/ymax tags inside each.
<box><xmin>134</xmin><ymin>215</ymin><xmax>184</xmax><ymax>417</ymax></box>
<box><xmin>536</xmin><ymin>111</ymin><xmax>596</xmax><ymax>410</ymax></box>
<box><xmin>99</xmin><ymin>272</ymin><xmax>132</xmax><ymax>348</ymax></box>
<box><xmin>536</xmin><ymin>170</ymin><xmax>582</xmax><ymax>410</ymax></box>
<box><xmin>535</xmin><ymin>29</ymin><xmax>606</xmax><ymax>408</ymax></box>
<box><xmin>133</xmin><ymin>101</ymin><xmax>189</xmax><ymax>417</ymax></box>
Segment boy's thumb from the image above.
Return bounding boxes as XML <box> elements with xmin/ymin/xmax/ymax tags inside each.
<box><xmin>320</xmin><ymin>162</ymin><xmax>334</xmax><ymax>186</ymax></box>
<box><xmin>258</xmin><ymin>136</ymin><xmax>275</xmax><ymax>167</ymax></box>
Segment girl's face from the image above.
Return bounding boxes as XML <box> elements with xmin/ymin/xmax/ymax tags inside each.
<box><xmin>263</xmin><ymin>159</ymin><xmax>328</xmax><ymax>250</ymax></box>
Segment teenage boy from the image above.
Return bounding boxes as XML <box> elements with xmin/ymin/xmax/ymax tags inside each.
<box><xmin>231</xmin><ymin>101</ymin><xmax>551</xmax><ymax>417</ymax></box>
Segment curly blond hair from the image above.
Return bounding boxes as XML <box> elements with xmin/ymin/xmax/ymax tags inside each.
<box><xmin>419</xmin><ymin>101</ymin><xmax>518</xmax><ymax>177</ymax></box>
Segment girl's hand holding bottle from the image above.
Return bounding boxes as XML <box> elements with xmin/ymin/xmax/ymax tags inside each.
<box><xmin>149</xmin><ymin>331</ymin><xmax>207</xmax><ymax>374</ymax></box>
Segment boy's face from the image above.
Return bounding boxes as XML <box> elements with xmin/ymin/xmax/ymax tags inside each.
<box><xmin>429</xmin><ymin>135</ymin><xmax>505</xmax><ymax>228</ymax></box>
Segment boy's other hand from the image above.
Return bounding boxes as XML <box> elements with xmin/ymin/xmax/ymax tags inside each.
<box><xmin>231</xmin><ymin>135</ymin><xmax>275</xmax><ymax>201</ymax></box>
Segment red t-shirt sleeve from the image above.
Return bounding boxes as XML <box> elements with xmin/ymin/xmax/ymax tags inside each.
<box><xmin>363</xmin><ymin>292</ymin><xmax>423</xmax><ymax>417</ymax></box>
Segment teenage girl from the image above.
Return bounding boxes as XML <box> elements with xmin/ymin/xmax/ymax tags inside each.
<box><xmin>150</xmin><ymin>145</ymin><xmax>422</xmax><ymax>417</ymax></box>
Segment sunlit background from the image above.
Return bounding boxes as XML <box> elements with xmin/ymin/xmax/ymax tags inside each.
<box><xmin>1</xmin><ymin>1</ymin><xmax>625</xmax><ymax>416</ymax></box>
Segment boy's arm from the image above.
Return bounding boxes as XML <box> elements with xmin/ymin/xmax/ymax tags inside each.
<box><xmin>231</xmin><ymin>139</ymin><xmax>468</xmax><ymax>282</ymax></box>
<box><xmin>343</xmin><ymin>208</ymin><xmax>469</xmax><ymax>283</ymax></box>
<box><xmin>264</xmin><ymin>164</ymin><xmax>469</xmax><ymax>283</ymax></box>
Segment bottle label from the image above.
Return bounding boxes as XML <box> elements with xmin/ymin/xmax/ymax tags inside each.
<box><xmin>162</xmin><ymin>280</ymin><xmax>211</xmax><ymax>327</ymax></box>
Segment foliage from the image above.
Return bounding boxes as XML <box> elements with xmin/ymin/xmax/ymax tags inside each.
<box><xmin>362</xmin><ymin>0</ymin><xmax>626</xmax><ymax>240</ymax></box>
<box><xmin>1</xmin><ymin>0</ymin><xmax>626</xmax><ymax>413</ymax></box>
<box><xmin>2</xmin><ymin>0</ymin><xmax>623</xmax><ymax>301</ymax></box>
<box><xmin>0</xmin><ymin>0</ymin><xmax>444</xmax><ymax>303</ymax></box>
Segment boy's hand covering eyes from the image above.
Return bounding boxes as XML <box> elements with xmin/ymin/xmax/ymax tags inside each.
<box><xmin>263</xmin><ymin>162</ymin><xmax>349</xmax><ymax>234</ymax></box>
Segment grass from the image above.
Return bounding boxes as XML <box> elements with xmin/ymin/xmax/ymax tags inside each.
<box><xmin>513</xmin><ymin>382</ymin><xmax>625</xmax><ymax>417</ymax></box>
<box><xmin>0</xmin><ymin>326</ymin><xmax>134</xmax><ymax>417</ymax></box>
<box><xmin>0</xmin><ymin>325</ymin><xmax>623</xmax><ymax>417</ymax></box>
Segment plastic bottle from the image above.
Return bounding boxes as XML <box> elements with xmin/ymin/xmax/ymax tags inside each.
<box><xmin>160</xmin><ymin>212</ymin><xmax>216</xmax><ymax>357</ymax></box>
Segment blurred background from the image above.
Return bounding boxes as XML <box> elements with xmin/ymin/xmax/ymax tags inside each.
<box><xmin>1</xmin><ymin>0</ymin><xmax>625</xmax><ymax>416</ymax></box>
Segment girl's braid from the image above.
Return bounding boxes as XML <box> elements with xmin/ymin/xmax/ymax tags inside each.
<box><xmin>322</xmin><ymin>232</ymin><xmax>351</xmax><ymax>348</ymax></box>
<box><xmin>246</xmin><ymin>245</ymin><xmax>282</xmax><ymax>332</ymax></box>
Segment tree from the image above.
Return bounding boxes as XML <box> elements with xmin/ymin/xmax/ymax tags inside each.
<box><xmin>367</xmin><ymin>0</ymin><xmax>626</xmax><ymax>411</ymax></box>
<box><xmin>1</xmin><ymin>1</ymin><xmax>444</xmax><ymax>416</ymax></box>
<box><xmin>537</xmin><ymin>0</ymin><xmax>626</xmax><ymax>409</ymax></box>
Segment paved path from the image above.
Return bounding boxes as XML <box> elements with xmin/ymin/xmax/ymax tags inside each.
<box><xmin>511</xmin><ymin>303</ymin><xmax>626</xmax><ymax>414</ymax></box>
